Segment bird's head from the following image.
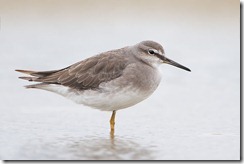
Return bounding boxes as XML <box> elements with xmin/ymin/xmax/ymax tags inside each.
<box><xmin>134</xmin><ymin>40</ymin><xmax>191</xmax><ymax>72</ymax></box>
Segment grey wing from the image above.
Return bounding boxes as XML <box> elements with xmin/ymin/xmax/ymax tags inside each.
<box><xmin>30</xmin><ymin>53</ymin><xmax>129</xmax><ymax>90</ymax></box>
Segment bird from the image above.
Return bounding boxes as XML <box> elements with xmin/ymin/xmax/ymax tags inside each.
<box><xmin>16</xmin><ymin>40</ymin><xmax>191</xmax><ymax>135</ymax></box>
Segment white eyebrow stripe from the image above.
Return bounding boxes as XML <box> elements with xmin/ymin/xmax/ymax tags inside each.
<box><xmin>153</xmin><ymin>49</ymin><xmax>159</xmax><ymax>54</ymax></box>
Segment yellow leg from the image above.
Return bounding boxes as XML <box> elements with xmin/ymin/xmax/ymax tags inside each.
<box><xmin>110</xmin><ymin>111</ymin><xmax>116</xmax><ymax>134</ymax></box>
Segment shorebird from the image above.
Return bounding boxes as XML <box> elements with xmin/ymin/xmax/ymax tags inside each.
<box><xmin>16</xmin><ymin>40</ymin><xmax>191</xmax><ymax>135</ymax></box>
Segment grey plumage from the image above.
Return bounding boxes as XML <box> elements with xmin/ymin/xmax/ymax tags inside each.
<box><xmin>16</xmin><ymin>40</ymin><xmax>190</xmax><ymax>92</ymax></box>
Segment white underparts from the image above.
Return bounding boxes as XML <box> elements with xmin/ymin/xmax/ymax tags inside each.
<box><xmin>35</xmin><ymin>64</ymin><xmax>162</xmax><ymax>111</ymax></box>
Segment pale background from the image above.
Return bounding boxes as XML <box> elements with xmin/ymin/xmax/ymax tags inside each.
<box><xmin>0</xmin><ymin>0</ymin><xmax>240</xmax><ymax>160</ymax></box>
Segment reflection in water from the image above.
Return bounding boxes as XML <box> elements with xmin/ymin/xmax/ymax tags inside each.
<box><xmin>67</xmin><ymin>135</ymin><xmax>154</xmax><ymax>160</ymax></box>
<box><xmin>21</xmin><ymin>134</ymin><xmax>155</xmax><ymax>160</ymax></box>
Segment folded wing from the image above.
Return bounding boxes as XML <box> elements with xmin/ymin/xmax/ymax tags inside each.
<box><xmin>16</xmin><ymin>52</ymin><xmax>129</xmax><ymax>90</ymax></box>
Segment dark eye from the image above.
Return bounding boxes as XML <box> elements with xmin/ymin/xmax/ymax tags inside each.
<box><xmin>148</xmin><ymin>49</ymin><xmax>155</xmax><ymax>55</ymax></box>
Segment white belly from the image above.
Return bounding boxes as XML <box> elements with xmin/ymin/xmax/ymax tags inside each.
<box><xmin>75</xmin><ymin>86</ymin><xmax>150</xmax><ymax>111</ymax></box>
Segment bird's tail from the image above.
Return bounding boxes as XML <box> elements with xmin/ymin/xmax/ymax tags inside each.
<box><xmin>15</xmin><ymin>69</ymin><xmax>59</xmax><ymax>77</ymax></box>
<box><xmin>15</xmin><ymin>69</ymin><xmax>59</xmax><ymax>88</ymax></box>
<box><xmin>23</xmin><ymin>83</ymin><xmax>48</xmax><ymax>89</ymax></box>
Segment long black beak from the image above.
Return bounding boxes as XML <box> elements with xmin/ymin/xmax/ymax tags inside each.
<box><xmin>163</xmin><ymin>56</ymin><xmax>191</xmax><ymax>72</ymax></box>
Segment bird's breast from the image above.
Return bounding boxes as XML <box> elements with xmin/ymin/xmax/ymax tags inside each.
<box><xmin>125</xmin><ymin>63</ymin><xmax>162</xmax><ymax>94</ymax></box>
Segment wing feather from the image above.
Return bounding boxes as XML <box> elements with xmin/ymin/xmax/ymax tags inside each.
<box><xmin>29</xmin><ymin>51</ymin><xmax>130</xmax><ymax>90</ymax></box>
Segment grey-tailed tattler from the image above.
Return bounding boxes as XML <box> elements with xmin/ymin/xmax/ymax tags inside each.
<box><xmin>16</xmin><ymin>40</ymin><xmax>191</xmax><ymax>135</ymax></box>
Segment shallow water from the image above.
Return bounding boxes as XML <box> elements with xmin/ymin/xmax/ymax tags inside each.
<box><xmin>0</xmin><ymin>105</ymin><xmax>240</xmax><ymax>160</ymax></box>
<box><xmin>0</xmin><ymin>0</ymin><xmax>240</xmax><ymax>160</ymax></box>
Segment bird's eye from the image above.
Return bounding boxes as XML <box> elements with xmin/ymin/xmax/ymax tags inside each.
<box><xmin>148</xmin><ymin>49</ymin><xmax>155</xmax><ymax>55</ymax></box>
